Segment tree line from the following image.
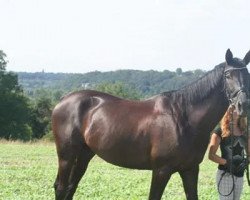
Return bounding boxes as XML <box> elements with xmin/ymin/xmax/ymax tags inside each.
<box><xmin>18</xmin><ymin>68</ymin><xmax>206</xmax><ymax>98</ymax></box>
<box><xmin>0</xmin><ymin>50</ymin><xmax>53</xmax><ymax>140</ymax></box>
<box><xmin>1</xmin><ymin>50</ymin><xmax>207</xmax><ymax>141</ymax></box>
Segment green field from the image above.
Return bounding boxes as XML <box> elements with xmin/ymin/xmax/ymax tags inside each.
<box><xmin>0</xmin><ymin>141</ymin><xmax>249</xmax><ymax>200</ymax></box>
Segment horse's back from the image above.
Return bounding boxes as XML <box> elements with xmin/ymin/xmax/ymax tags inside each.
<box><xmin>52</xmin><ymin>90</ymin><xmax>151</xmax><ymax>146</ymax></box>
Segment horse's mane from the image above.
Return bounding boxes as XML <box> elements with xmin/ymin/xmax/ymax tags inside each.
<box><xmin>162</xmin><ymin>63</ymin><xmax>225</xmax><ymax>104</ymax></box>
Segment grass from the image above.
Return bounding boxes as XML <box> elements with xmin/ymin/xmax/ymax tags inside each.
<box><xmin>0</xmin><ymin>141</ymin><xmax>249</xmax><ymax>200</ymax></box>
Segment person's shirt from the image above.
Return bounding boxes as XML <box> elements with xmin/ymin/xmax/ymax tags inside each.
<box><xmin>213</xmin><ymin>127</ymin><xmax>247</xmax><ymax>177</ymax></box>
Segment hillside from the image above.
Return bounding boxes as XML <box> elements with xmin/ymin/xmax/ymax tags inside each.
<box><xmin>17</xmin><ymin>69</ymin><xmax>206</xmax><ymax>97</ymax></box>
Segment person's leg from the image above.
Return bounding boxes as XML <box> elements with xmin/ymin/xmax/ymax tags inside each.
<box><xmin>232</xmin><ymin>176</ymin><xmax>243</xmax><ymax>200</ymax></box>
<box><xmin>216</xmin><ymin>170</ymin><xmax>234</xmax><ymax>200</ymax></box>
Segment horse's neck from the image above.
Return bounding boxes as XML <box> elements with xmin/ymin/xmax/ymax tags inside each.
<box><xmin>187</xmin><ymin>82</ymin><xmax>228</xmax><ymax>131</ymax></box>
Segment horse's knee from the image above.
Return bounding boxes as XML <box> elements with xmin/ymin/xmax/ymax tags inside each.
<box><xmin>55</xmin><ymin>188</ymin><xmax>66</xmax><ymax>200</ymax></box>
<box><xmin>54</xmin><ymin>184</ymin><xmax>75</xmax><ymax>200</ymax></box>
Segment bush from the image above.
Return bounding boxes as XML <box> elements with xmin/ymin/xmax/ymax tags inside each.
<box><xmin>41</xmin><ymin>131</ymin><xmax>54</xmax><ymax>142</ymax></box>
<box><xmin>19</xmin><ymin>124</ymin><xmax>33</xmax><ymax>141</ymax></box>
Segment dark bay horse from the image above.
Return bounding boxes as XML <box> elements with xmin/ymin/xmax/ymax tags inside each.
<box><xmin>52</xmin><ymin>49</ymin><xmax>250</xmax><ymax>200</ymax></box>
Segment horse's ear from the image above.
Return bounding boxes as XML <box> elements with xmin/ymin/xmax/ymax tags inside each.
<box><xmin>225</xmin><ymin>49</ymin><xmax>233</xmax><ymax>65</ymax></box>
<box><xmin>243</xmin><ymin>50</ymin><xmax>250</xmax><ymax>65</ymax></box>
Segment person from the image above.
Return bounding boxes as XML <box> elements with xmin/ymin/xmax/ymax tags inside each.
<box><xmin>208</xmin><ymin>106</ymin><xmax>250</xmax><ymax>200</ymax></box>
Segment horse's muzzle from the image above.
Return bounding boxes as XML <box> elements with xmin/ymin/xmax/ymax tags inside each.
<box><xmin>235</xmin><ymin>91</ymin><xmax>248</xmax><ymax>117</ymax></box>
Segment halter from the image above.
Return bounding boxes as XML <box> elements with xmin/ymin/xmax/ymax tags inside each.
<box><xmin>224</xmin><ymin>66</ymin><xmax>248</xmax><ymax>106</ymax></box>
<box><xmin>228</xmin><ymin>89</ymin><xmax>245</xmax><ymax>107</ymax></box>
<box><xmin>224</xmin><ymin>66</ymin><xmax>247</xmax><ymax>74</ymax></box>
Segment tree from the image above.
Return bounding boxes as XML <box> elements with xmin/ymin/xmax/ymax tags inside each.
<box><xmin>0</xmin><ymin>50</ymin><xmax>7</xmax><ymax>71</ymax></box>
<box><xmin>176</xmin><ymin>68</ymin><xmax>182</xmax><ymax>76</ymax></box>
<box><xmin>53</xmin><ymin>90</ymin><xmax>64</xmax><ymax>103</ymax></box>
<box><xmin>193</xmin><ymin>69</ymin><xmax>205</xmax><ymax>77</ymax></box>
<box><xmin>0</xmin><ymin>50</ymin><xmax>32</xmax><ymax>140</ymax></box>
<box><xmin>29</xmin><ymin>96</ymin><xmax>52</xmax><ymax>139</ymax></box>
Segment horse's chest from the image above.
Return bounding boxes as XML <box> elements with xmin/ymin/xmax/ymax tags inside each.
<box><xmin>177</xmin><ymin>131</ymin><xmax>209</xmax><ymax>165</ymax></box>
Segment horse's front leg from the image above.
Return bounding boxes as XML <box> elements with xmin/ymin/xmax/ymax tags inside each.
<box><xmin>179</xmin><ymin>165</ymin><xmax>199</xmax><ymax>200</ymax></box>
<box><xmin>149</xmin><ymin>166</ymin><xmax>172</xmax><ymax>200</ymax></box>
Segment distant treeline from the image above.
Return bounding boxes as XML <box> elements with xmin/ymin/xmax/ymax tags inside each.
<box><xmin>18</xmin><ymin>68</ymin><xmax>206</xmax><ymax>98</ymax></box>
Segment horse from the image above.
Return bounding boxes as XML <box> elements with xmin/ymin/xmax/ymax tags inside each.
<box><xmin>52</xmin><ymin>49</ymin><xmax>250</xmax><ymax>200</ymax></box>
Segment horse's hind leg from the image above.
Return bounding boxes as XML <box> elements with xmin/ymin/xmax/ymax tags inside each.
<box><xmin>64</xmin><ymin>144</ymin><xmax>94</xmax><ymax>199</ymax></box>
<box><xmin>54</xmin><ymin>143</ymin><xmax>76</xmax><ymax>200</ymax></box>
<box><xmin>54</xmin><ymin>130</ymin><xmax>94</xmax><ymax>200</ymax></box>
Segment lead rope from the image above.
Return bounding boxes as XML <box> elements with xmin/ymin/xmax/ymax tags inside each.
<box><xmin>246</xmin><ymin>101</ymin><xmax>250</xmax><ymax>186</ymax></box>
<box><xmin>217</xmin><ymin>107</ymin><xmax>235</xmax><ymax>197</ymax></box>
<box><xmin>229</xmin><ymin>108</ymin><xmax>236</xmax><ymax>199</ymax></box>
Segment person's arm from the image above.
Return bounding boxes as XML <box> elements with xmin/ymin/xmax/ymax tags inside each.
<box><xmin>208</xmin><ymin>133</ymin><xmax>227</xmax><ymax>165</ymax></box>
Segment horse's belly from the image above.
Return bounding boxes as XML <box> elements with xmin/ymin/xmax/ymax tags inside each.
<box><xmin>85</xmin><ymin>133</ymin><xmax>152</xmax><ymax>169</ymax></box>
<box><xmin>97</xmin><ymin>151</ymin><xmax>152</xmax><ymax>170</ymax></box>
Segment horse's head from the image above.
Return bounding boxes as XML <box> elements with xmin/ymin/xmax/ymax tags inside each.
<box><xmin>224</xmin><ymin>49</ymin><xmax>250</xmax><ymax>116</ymax></box>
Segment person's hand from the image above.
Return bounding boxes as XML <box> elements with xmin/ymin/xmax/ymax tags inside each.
<box><xmin>225</xmin><ymin>157</ymin><xmax>247</xmax><ymax>173</ymax></box>
<box><xmin>234</xmin><ymin>158</ymin><xmax>248</xmax><ymax>174</ymax></box>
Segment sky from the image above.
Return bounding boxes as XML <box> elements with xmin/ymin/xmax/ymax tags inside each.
<box><xmin>0</xmin><ymin>0</ymin><xmax>250</xmax><ymax>73</ymax></box>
